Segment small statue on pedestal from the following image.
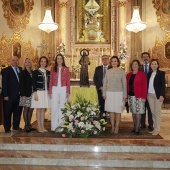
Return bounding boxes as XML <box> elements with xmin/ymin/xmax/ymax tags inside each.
<box><xmin>79</xmin><ymin>49</ymin><xmax>90</xmax><ymax>87</ymax></box>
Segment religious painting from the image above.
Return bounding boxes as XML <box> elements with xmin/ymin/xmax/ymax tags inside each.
<box><xmin>162</xmin><ymin>0</ymin><xmax>170</xmax><ymax>14</ymax></box>
<box><xmin>2</xmin><ymin>0</ymin><xmax>34</xmax><ymax>33</ymax></box>
<box><xmin>13</xmin><ymin>42</ymin><xmax>21</xmax><ymax>58</ymax></box>
<box><xmin>10</xmin><ymin>0</ymin><xmax>25</xmax><ymax>15</ymax></box>
<box><xmin>76</xmin><ymin>0</ymin><xmax>111</xmax><ymax>44</ymax></box>
<box><xmin>165</xmin><ymin>42</ymin><xmax>170</xmax><ymax>59</ymax></box>
<box><xmin>153</xmin><ymin>0</ymin><xmax>170</xmax><ymax>32</ymax></box>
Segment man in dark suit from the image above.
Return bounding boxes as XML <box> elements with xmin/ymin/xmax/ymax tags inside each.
<box><xmin>140</xmin><ymin>52</ymin><xmax>153</xmax><ymax>131</ymax></box>
<box><xmin>93</xmin><ymin>55</ymin><xmax>109</xmax><ymax>119</ymax></box>
<box><xmin>2</xmin><ymin>56</ymin><xmax>23</xmax><ymax>133</ymax></box>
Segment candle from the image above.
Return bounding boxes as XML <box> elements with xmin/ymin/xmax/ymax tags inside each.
<box><xmin>77</xmin><ymin>50</ymin><xmax>79</xmax><ymax>64</ymax></box>
<box><xmin>112</xmin><ymin>50</ymin><xmax>114</xmax><ymax>56</ymax></box>
<box><xmin>102</xmin><ymin>48</ymin><xmax>103</xmax><ymax>56</ymax></box>
<box><xmin>136</xmin><ymin>52</ymin><xmax>138</xmax><ymax>58</ymax></box>
<box><xmin>71</xmin><ymin>48</ymin><xmax>73</xmax><ymax>66</ymax></box>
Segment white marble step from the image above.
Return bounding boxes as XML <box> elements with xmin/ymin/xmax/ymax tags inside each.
<box><xmin>0</xmin><ymin>143</ymin><xmax>170</xmax><ymax>153</ymax></box>
<box><xmin>0</xmin><ymin>151</ymin><xmax>169</xmax><ymax>168</ymax></box>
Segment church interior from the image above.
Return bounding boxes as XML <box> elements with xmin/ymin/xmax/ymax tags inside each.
<box><xmin>0</xmin><ymin>0</ymin><xmax>170</xmax><ymax>169</ymax></box>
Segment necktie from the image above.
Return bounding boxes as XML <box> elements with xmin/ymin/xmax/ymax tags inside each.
<box><xmin>103</xmin><ymin>66</ymin><xmax>107</xmax><ymax>83</ymax></box>
<box><xmin>144</xmin><ymin>64</ymin><xmax>148</xmax><ymax>75</ymax></box>
<box><xmin>15</xmin><ymin>67</ymin><xmax>19</xmax><ymax>81</ymax></box>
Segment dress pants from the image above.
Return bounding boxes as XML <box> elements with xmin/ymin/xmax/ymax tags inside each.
<box><xmin>147</xmin><ymin>93</ymin><xmax>162</xmax><ymax>132</ymax></box>
<box><xmin>3</xmin><ymin>95</ymin><xmax>23</xmax><ymax>131</ymax></box>
<box><xmin>141</xmin><ymin>99</ymin><xmax>153</xmax><ymax>127</ymax></box>
<box><xmin>97</xmin><ymin>89</ymin><xmax>105</xmax><ymax>117</ymax></box>
<box><xmin>51</xmin><ymin>86</ymin><xmax>66</xmax><ymax>131</ymax></box>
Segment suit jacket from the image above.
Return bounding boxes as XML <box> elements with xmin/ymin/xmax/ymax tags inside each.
<box><xmin>147</xmin><ymin>70</ymin><xmax>165</xmax><ymax>99</ymax></box>
<box><xmin>126</xmin><ymin>71</ymin><xmax>147</xmax><ymax>99</ymax></box>
<box><xmin>93</xmin><ymin>65</ymin><xmax>109</xmax><ymax>90</ymax></box>
<box><xmin>141</xmin><ymin>64</ymin><xmax>151</xmax><ymax>74</ymax></box>
<box><xmin>48</xmin><ymin>66</ymin><xmax>70</xmax><ymax>94</ymax></box>
<box><xmin>2</xmin><ymin>66</ymin><xmax>22</xmax><ymax>98</ymax></box>
<box><xmin>19</xmin><ymin>69</ymin><xmax>33</xmax><ymax>97</ymax></box>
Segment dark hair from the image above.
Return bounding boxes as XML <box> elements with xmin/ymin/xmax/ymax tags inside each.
<box><xmin>141</xmin><ymin>52</ymin><xmax>150</xmax><ymax>58</ymax></box>
<box><xmin>130</xmin><ymin>59</ymin><xmax>141</xmax><ymax>71</ymax></box>
<box><xmin>54</xmin><ymin>53</ymin><xmax>66</xmax><ymax>72</ymax></box>
<box><xmin>110</xmin><ymin>56</ymin><xmax>120</xmax><ymax>67</ymax></box>
<box><xmin>38</xmin><ymin>56</ymin><xmax>49</xmax><ymax>68</ymax></box>
<box><xmin>150</xmin><ymin>59</ymin><xmax>159</xmax><ymax>70</ymax></box>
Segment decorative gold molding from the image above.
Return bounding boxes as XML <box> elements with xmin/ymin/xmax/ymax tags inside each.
<box><xmin>2</xmin><ymin>0</ymin><xmax>34</xmax><ymax>33</ymax></box>
<box><xmin>152</xmin><ymin>0</ymin><xmax>170</xmax><ymax>32</ymax></box>
<box><xmin>0</xmin><ymin>33</ymin><xmax>37</xmax><ymax>68</ymax></box>
<box><xmin>117</xmin><ymin>1</ymin><xmax>127</xmax><ymax>7</ymax></box>
<box><xmin>152</xmin><ymin>33</ymin><xmax>170</xmax><ymax>68</ymax></box>
<box><xmin>59</xmin><ymin>2</ymin><xmax>68</xmax><ymax>8</ymax></box>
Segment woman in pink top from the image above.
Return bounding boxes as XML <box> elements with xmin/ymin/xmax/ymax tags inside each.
<box><xmin>49</xmin><ymin>54</ymin><xmax>70</xmax><ymax>131</ymax></box>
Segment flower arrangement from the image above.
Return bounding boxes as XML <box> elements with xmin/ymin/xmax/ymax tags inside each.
<box><xmin>118</xmin><ymin>41</ymin><xmax>128</xmax><ymax>60</ymax></box>
<box><xmin>73</xmin><ymin>65</ymin><xmax>81</xmax><ymax>73</ymax></box>
<box><xmin>59</xmin><ymin>95</ymin><xmax>107</xmax><ymax>138</ymax></box>
<box><xmin>57</xmin><ymin>43</ymin><xmax>65</xmax><ymax>57</ymax></box>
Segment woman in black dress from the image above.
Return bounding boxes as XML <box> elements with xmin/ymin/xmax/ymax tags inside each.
<box><xmin>19</xmin><ymin>58</ymin><xmax>35</xmax><ymax>133</ymax></box>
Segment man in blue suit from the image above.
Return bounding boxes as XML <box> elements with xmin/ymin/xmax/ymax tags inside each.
<box><xmin>2</xmin><ymin>56</ymin><xmax>23</xmax><ymax>133</ymax></box>
<box><xmin>140</xmin><ymin>52</ymin><xmax>153</xmax><ymax>131</ymax></box>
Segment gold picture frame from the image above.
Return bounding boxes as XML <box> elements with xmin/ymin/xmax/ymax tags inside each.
<box><xmin>13</xmin><ymin>42</ymin><xmax>21</xmax><ymax>58</ymax></box>
<box><xmin>2</xmin><ymin>0</ymin><xmax>34</xmax><ymax>33</ymax></box>
<box><xmin>153</xmin><ymin>0</ymin><xmax>170</xmax><ymax>32</ymax></box>
<box><xmin>76</xmin><ymin>0</ymin><xmax>111</xmax><ymax>44</ymax></box>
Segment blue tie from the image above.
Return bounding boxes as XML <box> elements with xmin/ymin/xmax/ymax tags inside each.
<box><xmin>144</xmin><ymin>64</ymin><xmax>148</xmax><ymax>75</ymax></box>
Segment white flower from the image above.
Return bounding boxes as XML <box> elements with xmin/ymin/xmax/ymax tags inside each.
<box><xmin>58</xmin><ymin>128</ymin><xmax>64</xmax><ymax>132</ymax></box>
<box><xmin>91</xmin><ymin>107</ymin><xmax>98</xmax><ymax>111</ymax></box>
<box><xmin>85</xmin><ymin>122</ymin><xmax>93</xmax><ymax>130</ymax></box>
<box><xmin>86</xmin><ymin>107</ymin><xmax>91</xmax><ymax>112</ymax></box>
<box><xmin>78</xmin><ymin>122</ymin><xmax>85</xmax><ymax>128</ymax></box>
<box><xmin>65</xmin><ymin>111</ymin><xmax>72</xmax><ymax>117</ymax></box>
<box><xmin>95</xmin><ymin>122</ymin><xmax>101</xmax><ymax>130</ymax></box>
<box><xmin>67</xmin><ymin>122</ymin><xmax>73</xmax><ymax>131</ymax></box>
<box><xmin>90</xmin><ymin>111</ymin><xmax>96</xmax><ymax>116</ymax></box>
<box><xmin>75</xmin><ymin>112</ymin><xmax>83</xmax><ymax>119</ymax></box>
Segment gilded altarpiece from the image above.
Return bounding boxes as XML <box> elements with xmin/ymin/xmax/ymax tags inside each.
<box><xmin>76</xmin><ymin>0</ymin><xmax>111</xmax><ymax>43</ymax></box>
<box><xmin>0</xmin><ymin>33</ymin><xmax>38</xmax><ymax>69</ymax></box>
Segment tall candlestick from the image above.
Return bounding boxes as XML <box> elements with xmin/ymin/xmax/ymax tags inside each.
<box><xmin>102</xmin><ymin>48</ymin><xmax>103</xmax><ymax>56</ymax></box>
<box><xmin>71</xmin><ymin>48</ymin><xmax>73</xmax><ymax>66</ymax></box>
<box><xmin>136</xmin><ymin>52</ymin><xmax>138</xmax><ymax>58</ymax></box>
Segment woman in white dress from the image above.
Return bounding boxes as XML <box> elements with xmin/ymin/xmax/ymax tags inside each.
<box><xmin>103</xmin><ymin>56</ymin><xmax>127</xmax><ymax>134</ymax></box>
<box><xmin>31</xmin><ymin>56</ymin><xmax>50</xmax><ymax>132</ymax></box>
<box><xmin>49</xmin><ymin>54</ymin><xmax>70</xmax><ymax>131</ymax></box>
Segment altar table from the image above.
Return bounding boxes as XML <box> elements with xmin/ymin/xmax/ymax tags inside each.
<box><xmin>71</xmin><ymin>86</ymin><xmax>98</xmax><ymax>104</ymax></box>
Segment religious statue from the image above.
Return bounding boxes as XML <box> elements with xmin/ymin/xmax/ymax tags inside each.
<box><xmin>79</xmin><ymin>49</ymin><xmax>90</xmax><ymax>87</ymax></box>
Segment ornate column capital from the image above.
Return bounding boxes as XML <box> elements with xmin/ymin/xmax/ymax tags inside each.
<box><xmin>59</xmin><ymin>0</ymin><xmax>68</xmax><ymax>8</ymax></box>
<box><xmin>117</xmin><ymin>0</ymin><xmax>128</xmax><ymax>7</ymax></box>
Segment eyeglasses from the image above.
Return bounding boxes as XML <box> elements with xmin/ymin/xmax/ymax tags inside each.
<box><xmin>102</xmin><ymin>58</ymin><xmax>109</xmax><ymax>60</ymax></box>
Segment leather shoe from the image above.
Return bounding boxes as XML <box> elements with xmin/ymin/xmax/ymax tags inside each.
<box><xmin>140</xmin><ymin>125</ymin><xmax>146</xmax><ymax>129</ymax></box>
<box><xmin>5</xmin><ymin>130</ymin><xmax>11</xmax><ymax>133</ymax></box>
<box><xmin>148</xmin><ymin>126</ymin><xmax>154</xmax><ymax>131</ymax></box>
<box><xmin>13</xmin><ymin>127</ymin><xmax>22</xmax><ymax>131</ymax></box>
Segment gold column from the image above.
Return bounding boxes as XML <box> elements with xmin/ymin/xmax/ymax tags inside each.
<box><xmin>59</xmin><ymin>0</ymin><xmax>68</xmax><ymax>49</ymax></box>
<box><xmin>118</xmin><ymin>0</ymin><xmax>127</xmax><ymax>45</ymax></box>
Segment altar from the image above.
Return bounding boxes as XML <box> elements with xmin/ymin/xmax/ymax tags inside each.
<box><xmin>71</xmin><ymin>86</ymin><xmax>98</xmax><ymax>104</ymax></box>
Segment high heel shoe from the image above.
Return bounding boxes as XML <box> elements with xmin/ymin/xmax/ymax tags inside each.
<box><xmin>111</xmin><ymin>128</ymin><xmax>114</xmax><ymax>133</ymax></box>
<box><xmin>43</xmin><ymin>129</ymin><xmax>48</xmax><ymax>132</ymax></box>
<box><xmin>38</xmin><ymin>130</ymin><xmax>44</xmax><ymax>133</ymax></box>
<box><xmin>28</xmin><ymin>125</ymin><xmax>36</xmax><ymax>131</ymax></box>
<box><xmin>114</xmin><ymin>127</ymin><xmax>119</xmax><ymax>134</ymax></box>
<box><xmin>25</xmin><ymin>125</ymin><xmax>31</xmax><ymax>133</ymax></box>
